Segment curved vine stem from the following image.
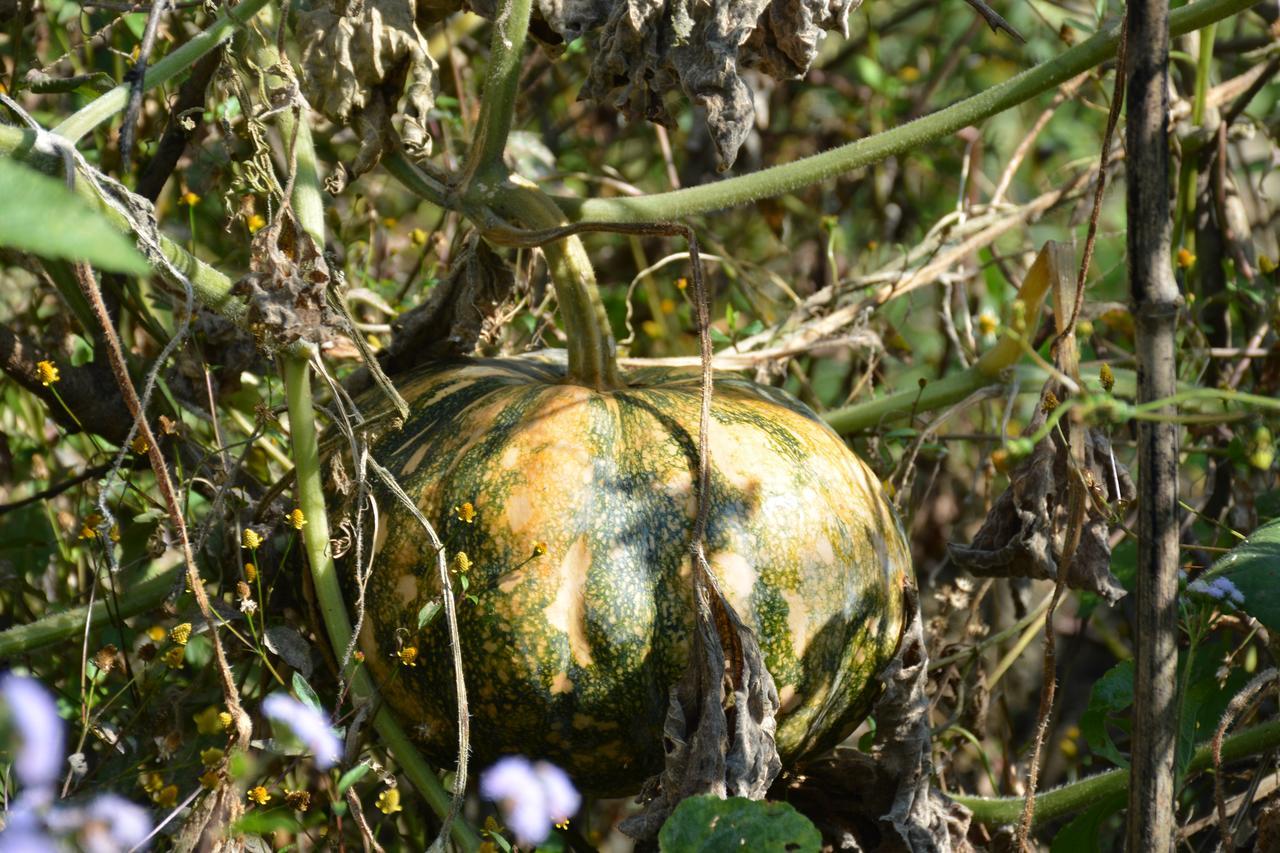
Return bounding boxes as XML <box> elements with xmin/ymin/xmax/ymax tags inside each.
<box><xmin>460</xmin><ymin>0</ymin><xmax>533</xmax><ymax>188</ymax></box>
<box><xmin>551</xmin><ymin>0</ymin><xmax>1255</xmax><ymax>224</ymax></box>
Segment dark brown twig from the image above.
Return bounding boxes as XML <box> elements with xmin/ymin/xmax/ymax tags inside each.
<box><xmin>119</xmin><ymin>0</ymin><xmax>171</xmax><ymax>172</ymax></box>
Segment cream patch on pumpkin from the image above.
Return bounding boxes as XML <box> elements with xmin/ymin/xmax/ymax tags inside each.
<box><xmin>784</xmin><ymin>590</ymin><xmax>812</xmax><ymax>658</ymax></box>
<box><xmin>402</xmin><ymin>442</ymin><xmax>431</xmax><ymax>476</ymax></box>
<box><xmin>712</xmin><ymin>552</ymin><xmax>757</xmax><ymax>604</ymax></box>
<box><xmin>505</xmin><ymin>490</ymin><xmax>533</xmax><ymax>533</ymax></box>
<box><xmin>544</xmin><ymin>536</ymin><xmax>595</xmax><ymax>667</ymax></box>
<box><xmin>395</xmin><ymin>573</ymin><xmax>418</xmax><ymax>602</ymax></box>
<box><xmin>778</xmin><ymin>684</ymin><xmax>800</xmax><ymax>713</ymax></box>
<box><xmin>550</xmin><ymin>671</ymin><xmax>574</xmax><ymax>694</ymax></box>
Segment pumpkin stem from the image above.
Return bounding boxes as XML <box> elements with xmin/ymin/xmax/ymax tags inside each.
<box><xmin>492</xmin><ymin>185</ymin><xmax>623</xmax><ymax>389</ymax></box>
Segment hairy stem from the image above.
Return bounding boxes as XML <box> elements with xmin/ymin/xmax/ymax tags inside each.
<box><xmin>489</xmin><ymin>185</ymin><xmax>622</xmax><ymax>388</ymax></box>
<box><xmin>0</xmin><ymin>561</ymin><xmax>176</xmax><ymax>659</ymax></box>
<box><xmin>553</xmin><ymin>0</ymin><xmax>1254</xmax><ymax>224</ymax></box>
<box><xmin>460</xmin><ymin>0</ymin><xmax>534</xmax><ymax>187</ymax></box>
<box><xmin>956</xmin><ymin>718</ymin><xmax>1280</xmax><ymax>828</ymax></box>
<box><xmin>53</xmin><ymin>0</ymin><xmax>271</xmax><ymax>143</ymax></box>
<box><xmin>283</xmin><ymin>358</ymin><xmax>479</xmax><ymax>851</ymax></box>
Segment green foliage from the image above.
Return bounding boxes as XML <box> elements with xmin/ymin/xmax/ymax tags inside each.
<box><xmin>1201</xmin><ymin>518</ymin><xmax>1280</xmax><ymax>635</ymax></box>
<box><xmin>0</xmin><ymin>158</ymin><xmax>148</xmax><ymax>274</ymax></box>
<box><xmin>658</xmin><ymin>796</ymin><xmax>821</xmax><ymax>853</ymax></box>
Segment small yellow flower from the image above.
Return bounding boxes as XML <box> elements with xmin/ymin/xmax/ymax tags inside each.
<box><xmin>1260</xmin><ymin>255</ymin><xmax>1277</xmax><ymax>275</ymax></box>
<box><xmin>37</xmin><ymin>360</ymin><xmax>60</xmax><ymax>386</ymax></box>
<box><xmin>162</xmin><ymin>646</ymin><xmax>185</xmax><ymax>668</ymax></box>
<box><xmin>198</xmin><ymin>770</ymin><xmax>221</xmax><ymax>789</ymax></box>
<box><xmin>353</xmin><ymin>650</ymin><xmax>365</xmax><ymax>663</ymax></box>
<box><xmin>244</xmin><ymin>562</ymin><xmax>258</xmax><ymax>583</ymax></box>
<box><xmin>287</xmin><ymin>508</ymin><xmax>307</xmax><ymax>530</ymax></box>
<box><xmin>410</xmin><ymin>227</ymin><xmax>428</xmax><ymax>246</ymax></box>
<box><xmin>454</xmin><ymin>502</ymin><xmax>477</xmax><ymax>524</ymax></box>
<box><xmin>1100</xmin><ymin>363</ymin><xmax>1115</xmax><ymax>393</ymax></box>
<box><xmin>247</xmin><ymin>214</ymin><xmax>267</xmax><ymax>234</ymax></box>
<box><xmin>977</xmin><ymin>311</ymin><xmax>998</xmax><ymax>337</ymax></box>
<box><xmin>78</xmin><ymin>512</ymin><xmax>104</xmax><ymax>541</ymax></box>
<box><xmin>247</xmin><ymin>786</ymin><xmax>271</xmax><ymax>806</ymax></box>
<box><xmin>218</xmin><ymin>712</ymin><xmax>233</xmax><ymax>731</ymax></box>
<box><xmin>193</xmin><ymin>706</ymin><xmax>226</xmax><ymax>735</ymax></box>
<box><xmin>382</xmin><ymin>217</ymin><xmax>398</xmax><ymax>228</ymax></box>
<box><xmin>991</xmin><ymin>448</ymin><xmax>1011</xmax><ymax>474</ymax></box>
<box><xmin>1076</xmin><ymin>319</ymin><xmax>1094</xmax><ymax>338</ymax></box>
<box><xmin>376</xmin><ymin>787</ymin><xmax>402</xmax><ymax>815</ymax></box>
<box><xmin>675</xmin><ymin>277</ymin><xmax>688</xmax><ymax>291</ymax></box>
<box><xmin>398</xmin><ymin>646</ymin><xmax>418</xmax><ymax>667</ymax></box>
<box><xmin>131</xmin><ymin>434</ymin><xmax>150</xmax><ymax>455</ymax></box>
<box><xmin>532</xmin><ymin>541</ymin><xmax>547</xmax><ymax>557</ymax></box>
<box><xmin>659</xmin><ymin>298</ymin><xmax>676</xmax><ymax>314</ymax></box>
<box><xmin>109</xmin><ymin>525</ymin><xmax>121</xmax><ymax>543</ymax></box>
<box><xmin>129</xmin><ymin>45</ymin><xmax>141</xmax><ymax>61</ymax></box>
<box><xmin>200</xmin><ymin>747</ymin><xmax>225</xmax><ymax>768</ymax></box>
<box><xmin>147</xmin><ymin>626</ymin><xmax>167</xmax><ymax>643</ymax></box>
<box><xmin>169</xmin><ymin>623</ymin><xmax>192</xmax><ymax>646</ymax></box>
<box><xmin>241</xmin><ymin>528</ymin><xmax>263</xmax><ymax>550</ymax></box>
<box><xmin>155</xmin><ymin>784</ymin><xmax>179</xmax><ymax>808</ymax></box>
<box><xmin>452</xmin><ymin>551</ymin><xmax>472</xmax><ymax>575</ymax></box>
<box><xmin>285</xmin><ymin>789</ymin><xmax>311</xmax><ymax>812</ymax></box>
<box><xmin>555</xmin><ymin>818</ymin><xmax>570</xmax><ymax>830</ymax></box>
<box><xmin>139</xmin><ymin>772</ymin><xmax>165</xmax><ymax>794</ymax></box>
<box><xmin>181</xmin><ymin>191</ymin><xmax>201</xmax><ymax>206</ymax></box>
<box><xmin>484</xmin><ymin>816</ymin><xmax>502</xmax><ymax>835</ymax></box>
<box><xmin>900</xmin><ymin>65</ymin><xmax>920</xmax><ymax>83</ymax></box>
<box><xmin>1177</xmin><ymin>247</ymin><xmax>1195</xmax><ymax>269</ymax></box>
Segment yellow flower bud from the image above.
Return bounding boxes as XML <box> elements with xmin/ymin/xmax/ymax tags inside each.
<box><xmin>37</xmin><ymin>360</ymin><xmax>60</xmax><ymax>386</ymax></box>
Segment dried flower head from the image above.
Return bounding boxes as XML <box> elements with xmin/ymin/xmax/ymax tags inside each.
<box><xmin>532</xmin><ymin>542</ymin><xmax>547</xmax><ymax>558</ymax></box>
<box><xmin>285</xmin><ymin>789</ymin><xmax>311</xmax><ymax>812</ymax></box>
<box><xmin>161</xmin><ymin>646</ymin><xmax>185</xmax><ymax>668</ymax></box>
<box><xmin>1100</xmin><ymin>363</ymin><xmax>1115</xmax><ymax>393</ymax></box>
<box><xmin>130</xmin><ymin>434</ymin><xmax>150</xmax><ymax>455</ymax></box>
<box><xmin>92</xmin><ymin>645</ymin><xmax>119</xmax><ymax>674</ymax></box>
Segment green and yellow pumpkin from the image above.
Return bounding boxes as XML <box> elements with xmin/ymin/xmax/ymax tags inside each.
<box><xmin>343</xmin><ymin>354</ymin><xmax>911</xmax><ymax>795</ymax></box>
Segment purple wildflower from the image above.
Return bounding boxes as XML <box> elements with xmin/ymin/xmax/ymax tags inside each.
<box><xmin>480</xmin><ymin>756</ymin><xmax>581</xmax><ymax>847</ymax></box>
<box><xmin>262</xmin><ymin>694</ymin><xmax>341</xmax><ymax>769</ymax></box>
<box><xmin>81</xmin><ymin>793</ymin><xmax>153</xmax><ymax>853</ymax></box>
<box><xmin>0</xmin><ymin>673</ymin><xmax>65</xmax><ymax>789</ymax></box>
<box><xmin>1187</xmin><ymin>578</ymin><xmax>1222</xmax><ymax>600</ymax></box>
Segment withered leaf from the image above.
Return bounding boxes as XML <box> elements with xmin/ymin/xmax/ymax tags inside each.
<box><xmin>295</xmin><ymin>0</ymin><xmax>437</xmax><ymax>184</ymax></box>
<box><xmin>619</xmin><ymin>572</ymin><xmax>782</xmax><ymax>841</ymax></box>
<box><xmin>776</xmin><ymin>588</ymin><xmax>973</xmax><ymax>852</ymax></box>
<box><xmin>230</xmin><ymin>212</ymin><xmax>343</xmax><ymax>352</ymax></box>
<box><xmin>948</xmin><ymin>403</ymin><xmax>1133</xmax><ymax>605</ymax></box>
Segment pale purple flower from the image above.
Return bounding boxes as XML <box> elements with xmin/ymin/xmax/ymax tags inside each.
<box><xmin>1187</xmin><ymin>578</ymin><xmax>1222</xmax><ymax>600</ymax></box>
<box><xmin>262</xmin><ymin>694</ymin><xmax>340</xmax><ymax>769</ymax></box>
<box><xmin>1187</xmin><ymin>576</ymin><xmax>1246</xmax><ymax>607</ymax></box>
<box><xmin>480</xmin><ymin>757</ymin><xmax>580</xmax><ymax>847</ymax></box>
<box><xmin>1210</xmin><ymin>576</ymin><xmax>1245</xmax><ymax>606</ymax></box>
<box><xmin>81</xmin><ymin>793</ymin><xmax>153</xmax><ymax>853</ymax></box>
<box><xmin>0</xmin><ymin>673</ymin><xmax>65</xmax><ymax>789</ymax></box>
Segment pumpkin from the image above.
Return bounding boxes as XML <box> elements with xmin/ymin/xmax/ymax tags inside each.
<box><xmin>343</xmin><ymin>353</ymin><xmax>911</xmax><ymax>795</ymax></box>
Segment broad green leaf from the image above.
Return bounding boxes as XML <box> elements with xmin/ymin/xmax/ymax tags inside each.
<box><xmin>1080</xmin><ymin>660</ymin><xmax>1133</xmax><ymax>769</ymax></box>
<box><xmin>291</xmin><ymin>671</ymin><xmax>324</xmax><ymax>713</ymax></box>
<box><xmin>0</xmin><ymin>157</ymin><xmax>149</xmax><ymax>275</ymax></box>
<box><xmin>1201</xmin><ymin>518</ymin><xmax>1280</xmax><ymax>634</ymax></box>
<box><xmin>1049</xmin><ymin>792</ymin><xmax>1124</xmax><ymax>853</ymax></box>
<box><xmin>658</xmin><ymin>796</ymin><xmax>821</xmax><ymax>853</ymax></box>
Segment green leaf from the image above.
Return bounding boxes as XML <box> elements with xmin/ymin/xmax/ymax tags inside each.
<box><xmin>658</xmin><ymin>796</ymin><xmax>821</xmax><ymax>853</ymax></box>
<box><xmin>1049</xmin><ymin>792</ymin><xmax>1124</xmax><ymax>853</ymax></box>
<box><xmin>336</xmin><ymin>763</ymin><xmax>371</xmax><ymax>796</ymax></box>
<box><xmin>417</xmin><ymin>600</ymin><xmax>442</xmax><ymax>630</ymax></box>
<box><xmin>1201</xmin><ymin>518</ymin><xmax>1280</xmax><ymax>634</ymax></box>
<box><xmin>0</xmin><ymin>158</ymin><xmax>149</xmax><ymax>275</ymax></box>
<box><xmin>1080</xmin><ymin>660</ymin><xmax>1133</xmax><ymax>769</ymax></box>
<box><xmin>291</xmin><ymin>672</ymin><xmax>323</xmax><ymax>714</ymax></box>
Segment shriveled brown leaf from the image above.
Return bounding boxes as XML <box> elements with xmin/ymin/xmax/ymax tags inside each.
<box><xmin>619</xmin><ymin>575</ymin><xmax>782</xmax><ymax>841</ymax></box>
<box><xmin>230</xmin><ymin>212</ymin><xmax>342</xmax><ymax>352</ymax></box>
<box><xmin>378</xmin><ymin>235</ymin><xmax>516</xmax><ymax>376</ymax></box>
<box><xmin>948</xmin><ymin>403</ymin><xmax>1133</xmax><ymax>605</ymax></box>
<box><xmin>776</xmin><ymin>588</ymin><xmax>972</xmax><ymax>852</ymax></box>
<box><xmin>295</xmin><ymin>0</ymin><xmax>437</xmax><ymax>185</ymax></box>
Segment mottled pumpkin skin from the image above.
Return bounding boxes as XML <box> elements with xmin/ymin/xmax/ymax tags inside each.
<box><xmin>345</xmin><ymin>356</ymin><xmax>911</xmax><ymax>795</ymax></box>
